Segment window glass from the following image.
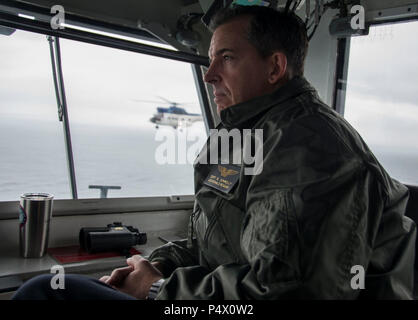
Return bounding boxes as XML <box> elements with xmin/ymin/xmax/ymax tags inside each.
<box><xmin>60</xmin><ymin>38</ymin><xmax>207</xmax><ymax>198</ymax></box>
<box><xmin>344</xmin><ymin>21</ymin><xmax>418</xmax><ymax>185</ymax></box>
<box><xmin>0</xmin><ymin>29</ymin><xmax>71</xmax><ymax>201</ymax></box>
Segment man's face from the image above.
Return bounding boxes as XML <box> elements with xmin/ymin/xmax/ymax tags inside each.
<box><xmin>204</xmin><ymin>16</ymin><xmax>273</xmax><ymax>114</ymax></box>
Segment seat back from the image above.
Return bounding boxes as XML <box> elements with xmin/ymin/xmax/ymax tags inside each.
<box><xmin>405</xmin><ymin>184</ymin><xmax>418</xmax><ymax>299</ymax></box>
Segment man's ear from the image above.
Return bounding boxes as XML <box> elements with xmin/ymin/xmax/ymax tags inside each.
<box><xmin>268</xmin><ymin>52</ymin><xmax>288</xmax><ymax>85</ymax></box>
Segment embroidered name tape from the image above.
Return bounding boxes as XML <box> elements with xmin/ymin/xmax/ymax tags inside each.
<box><xmin>203</xmin><ymin>164</ymin><xmax>241</xmax><ymax>194</ymax></box>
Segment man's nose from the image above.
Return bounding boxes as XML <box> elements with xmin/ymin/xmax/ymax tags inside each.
<box><xmin>203</xmin><ymin>62</ymin><xmax>219</xmax><ymax>84</ymax></box>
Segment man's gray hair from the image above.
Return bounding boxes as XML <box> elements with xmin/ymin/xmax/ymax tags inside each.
<box><xmin>209</xmin><ymin>5</ymin><xmax>309</xmax><ymax>77</ymax></box>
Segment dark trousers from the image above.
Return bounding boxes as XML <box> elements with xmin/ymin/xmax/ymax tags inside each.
<box><xmin>11</xmin><ymin>274</ymin><xmax>136</xmax><ymax>300</ymax></box>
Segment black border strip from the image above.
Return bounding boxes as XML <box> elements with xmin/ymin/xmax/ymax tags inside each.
<box><xmin>192</xmin><ymin>64</ymin><xmax>215</xmax><ymax>132</ymax></box>
<box><xmin>332</xmin><ymin>37</ymin><xmax>349</xmax><ymax>115</ymax></box>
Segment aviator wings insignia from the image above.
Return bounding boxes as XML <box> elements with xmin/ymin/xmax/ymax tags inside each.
<box><xmin>218</xmin><ymin>165</ymin><xmax>239</xmax><ymax>178</ymax></box>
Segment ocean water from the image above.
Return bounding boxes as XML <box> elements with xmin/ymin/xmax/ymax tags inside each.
<box><xmin>0</xmin><ymin>117</ymin><xmax>206</xmax><ymax>201</ymax></box>
<box><xmin>0</xmin><ymin>117</ymin><xmax>417</xmax><ymax>202</ymax></box>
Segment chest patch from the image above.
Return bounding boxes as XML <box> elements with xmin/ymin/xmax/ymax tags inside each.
<box><xmin>203</xmin><ymin>164</ymin><xmax>241</xmax><ymax>194</ymax></box>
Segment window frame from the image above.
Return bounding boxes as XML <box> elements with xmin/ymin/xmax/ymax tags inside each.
<box><xmin>333</xmin><ymin>9</ymin><xmax>418</xmax><ymax>114</ymax></box>
<box><xmin>332</xmin><ymin>15</ymin><xmax>418</xmax><ymax>187</ymax></box>
<box><xmin>0</xmin><ymin>2</ymin><xmax>211</xmax><ymax>213</ymax></box>
<box><xmin>0</xmin><ymin>0</ymin><xmax>210</xmax><ymax>66</ymax></box>
<box><xmin>0</xmin><ymin>195</ymin><xmax>195</xmax><ymax>220</ymax></box>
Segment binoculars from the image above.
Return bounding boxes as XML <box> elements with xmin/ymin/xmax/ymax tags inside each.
<box><xmin>79</xmin><ymin>222</ymin><xmax>147</xmax><ymax>254</ymax></box>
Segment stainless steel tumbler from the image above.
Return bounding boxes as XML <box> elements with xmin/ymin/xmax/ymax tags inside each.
<box><xmin>19</xmin><ymin>193</ymin><xmax>54</xmax><ymax>258</ymax></box>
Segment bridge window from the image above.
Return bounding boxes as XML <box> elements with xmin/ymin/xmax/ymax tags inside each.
<box><xmin>0</xmin><ymin>29</ymin><xmax>71</xmax><ymax>201</ymax></box>
<box><xmin>343</xmin><ymin>20</ymin><xmax>418</xmax><ymax>185</ymax></box>
<box><xmin>0</xmin><ymin>28</ymin><xmax>207</xmax><ymax>201</ymax></box>
<box><xmin>60</xmin><ymin>38</ymin><xmax>206</xmax><ymax>198</ymax></box>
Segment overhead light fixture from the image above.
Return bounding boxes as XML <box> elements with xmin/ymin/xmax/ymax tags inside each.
<box><xmin>329</xmin><ymin>16</ymin><xmax>369</xmax><ymax>38</ymax></box>
<box><xmin>18</xmin><ymin>13</ymin><xmax>35</xmax><ymax>20</ymax></box>
<box><xmin>175</xmin><ymin>14</ymin><xmax>202</xmax><ymax>48</ymax></box>
<box><xmin>61</xmin><ymin>22</ymin><xmax>176</xmax><ymax>50</ymax></box>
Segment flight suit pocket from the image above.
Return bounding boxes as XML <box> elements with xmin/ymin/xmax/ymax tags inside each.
<box><xmin>242</xmin><ymin>189</ymin><xmax>295</xmax><ymax>261</ymax></box>
<box><xmin>215</xmin><ymin>199</ymin><xmax>247</xmax><ymax>264</ymax></box>
<box><xmin>200</xmin><ymin>199</ymin><xmax>247</xmax><ymax>267</ymax></box>
<box><xmin>192</xmin><ymin>200</ymin><xmax>217</xmax><ymax>250</ymax></box>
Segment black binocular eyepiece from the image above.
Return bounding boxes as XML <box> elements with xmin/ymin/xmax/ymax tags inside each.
<box><xmin>79</xmin><ymin>222</ymin><xmax>147</xmax><ymax>254</ymax></box>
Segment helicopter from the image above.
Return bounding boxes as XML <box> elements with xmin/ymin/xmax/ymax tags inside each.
<box><xmin>135</xmin><ymin>97</ymin><xmax>203</xmax><ymax>129</ymax></box>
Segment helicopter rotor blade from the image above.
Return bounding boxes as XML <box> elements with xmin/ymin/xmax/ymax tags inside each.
<box><xmin>157</xmin><ymin>96</ymin><xmax>197</xmax><ymax>106</ymax></box>
<box><xmin>132</xmin><ymin>99</ymin><xmax>170</xmax><ymax>104</ymax></box>
<box><xmin>157</xmin><ymin>96</ymin><xmax>175</xmax><ymax>105</ymax></box>
<box><xmin>132</xmin><ymin>97</ymin><xmax>197</xmax><ymax>107</ymax></box>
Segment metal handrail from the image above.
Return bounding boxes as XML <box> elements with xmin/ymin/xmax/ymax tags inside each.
<box><xmin>47</xmin><ymin>36</ymin><xmax>78</xmax><ymax>199</ymax></box>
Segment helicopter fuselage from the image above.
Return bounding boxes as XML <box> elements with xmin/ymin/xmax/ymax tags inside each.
<box><xmin>150</xmin><ymin>106</ymin><xmax>203</xmax><ymax>129</ymax></box>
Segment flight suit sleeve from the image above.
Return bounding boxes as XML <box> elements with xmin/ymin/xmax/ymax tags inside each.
<box><xmin>148</xmin><ymin>204</ymin><xmax>200</xmax><ymax>278</ymax></box>
<box><xmin>148</xmin><ymin>239</ymin><xmax>199</xmax><ymax>278</ymax></box>
<box><xmin>154</xmin><ymin>117</ymin><xmax>416</xmax><ymax>299</ymax></box>
<box><xmin>359</xmin><ymin>178</ymin><xmax>416</xmax><ymax>299</ymax></box>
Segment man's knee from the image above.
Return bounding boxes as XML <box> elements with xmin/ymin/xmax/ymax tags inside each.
<box><xmin>12</xmin><ymin>273</ymin><xmax>135</xmax><ymax>300</ymax></box>
<box><xmin>12</xmin><ymin>274</ymin><xmax>54</xmax><ymax>300</ymax></box>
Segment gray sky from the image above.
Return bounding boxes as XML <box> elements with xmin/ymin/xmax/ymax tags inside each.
<box><xmin>0</xmin><ymin>29</ymin><xmax>203</xmax><ymax>130</ymax></box>
<box><xmin>344</xmin><ymin>20</ymin><xmax>418</xmax><ymax>153</ymax></box>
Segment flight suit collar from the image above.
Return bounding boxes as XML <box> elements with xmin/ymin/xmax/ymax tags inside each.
<box><xmin>219</xmin><ymin>76</ymin><xmax>316</xmax><ymax>128</ymax></box>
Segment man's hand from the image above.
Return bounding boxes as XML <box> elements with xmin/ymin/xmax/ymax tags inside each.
<box><xmin>99</xmin><ymin>255</ymin><xmax>163</xmax><ymax>299</ymax></box>
<box><xmin>117</xmin><ymin>255</ymin><xmax>163</xmax><ymax>299</ymax></box>
<box><xmin>99</xmin><ymin>266</ymin><xmax>133</xmax><ymax>288</ymax></box>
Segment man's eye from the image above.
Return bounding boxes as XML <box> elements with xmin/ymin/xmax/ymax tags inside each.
<box><xmin>223</xmin><ymin>55</ymin><xmax>232</xmax><ymax>61</ymax></box>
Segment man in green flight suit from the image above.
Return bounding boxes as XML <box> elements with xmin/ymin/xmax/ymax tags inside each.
<box><xmin>107</xmin><ymin>5</ymin><xmax>416</xmax><ymax>300</ymax></box>
<box><xmin>13</xmin><ymin>5</ymin><xmax>416</xmax><ymax>300</ymax></box>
